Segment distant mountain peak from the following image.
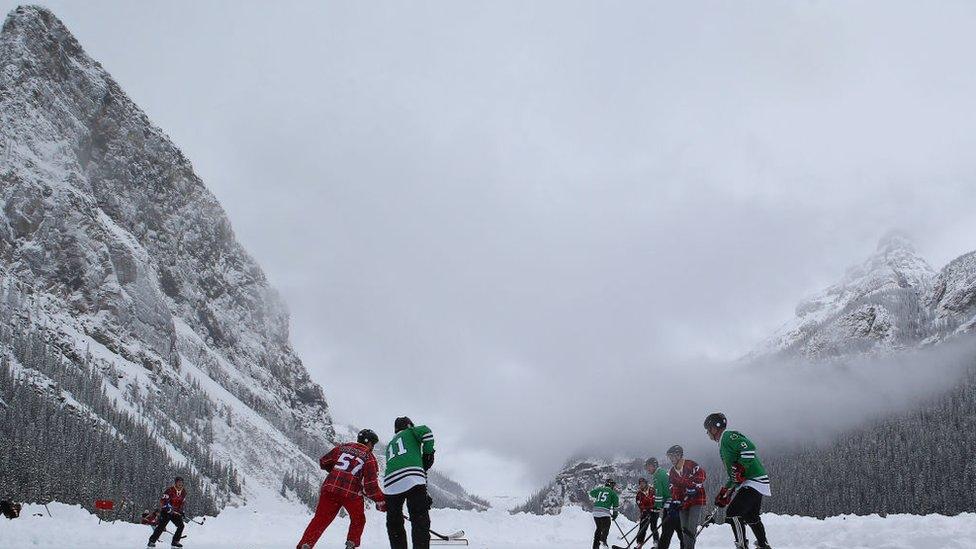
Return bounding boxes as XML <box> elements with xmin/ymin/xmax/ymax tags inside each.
<box><xmin>875</xmin><ymin>230</ymin><xmax>915</xmax><ymax>254</ymax></box>
<box><xmin>754</xmin><ymin>235</ymin><xmax>936</xmax><ymax>359</ymax></box>
<box><xmin>753</xmin><ymin>233</ymin><xmax>976</xmax><ymax>360</ymax></box>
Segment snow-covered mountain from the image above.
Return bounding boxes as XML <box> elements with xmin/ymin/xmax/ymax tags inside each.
<box><xmin>523</xmin><ymin>235</ymin><xmax>976</xmax><ymax>517</ymax></box>
<box><xmin>753</xmin><ymin>233</ymin><xmax>937</xmax><ymax>359</ymax></box>
<box><xmin>753</xmin><ymin>233</ymin><xmax>976</xmax><ymax>359</ymax></box>
<box><xmin>0</xmin><ymin>5</ymin><xmax>481</xmax><ymax>515</ymax></box>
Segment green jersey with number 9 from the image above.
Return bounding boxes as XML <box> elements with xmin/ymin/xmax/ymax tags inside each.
<box><xmin>383</xmin><ymin>424</ymin><xmax>435</xmax><ymax>495</ymax></box>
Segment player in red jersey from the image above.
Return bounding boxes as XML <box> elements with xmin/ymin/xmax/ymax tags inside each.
<box><xmin>298</xmin><ymin>429</ymin><xmax>387</xmax><ymax>549</ymax></box>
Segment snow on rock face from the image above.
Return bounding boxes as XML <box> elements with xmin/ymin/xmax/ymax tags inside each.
<box><xmin>0</xmin><ymin>5</ymin><xmax>336</xmax><ymax>503</ymax></box>
<box><xmin>755</xmin><ymin>233</ymin><xmax>937</xmax><ymax>359</ymax></box>
<box><xmin>926</xmin><ymin>251</ymin><xmax>976</xmax><ymax>336</ymax></box>
<box><xmin>0</xmin><ymin>5</ymin><xmax>483</xmax><ymax>512</ymax></box>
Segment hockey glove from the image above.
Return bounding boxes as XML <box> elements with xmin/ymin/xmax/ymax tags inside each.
<box><xmin>732</xmin><ymin>463</ymin><xmax>746</xmax><ymax>484</ymax></box>
<box><xmin>375</xmin><ymin>500</ymin><xmax>387</xmax><ymax>513</ymax></box>
<box><xmin>423</xmin><ymin>452</ymin><xmax>435</xmax><ymax>471</ymax></box>
<box><xmin>426</xmin><ymin>495</ymin><xmax>434</xmax><ymax>510</ymax></box>
<box><xmin>714</xmin><ymin>487</ymin><xmax>733</xmax><ymax>508</ymax></box>
<box><xmin>612</xmin><ymin>510</ymin><xmax>618</xmax><ymax>520</ymax></box>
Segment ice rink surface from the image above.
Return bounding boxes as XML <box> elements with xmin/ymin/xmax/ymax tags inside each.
<box><xmin>4</xmin><ymin>503</ymin><xmax>976</xmax><ymax>549</ymax></box>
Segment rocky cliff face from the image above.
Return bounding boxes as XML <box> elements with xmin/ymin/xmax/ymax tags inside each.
<box><xmin>754</xmin><ymin>234</ymin><xmax>937</xmax><ymax>359</ymax></box>
<box><xmin>0</xmin><ymin>5</ymin><xmax>481</xmax><ymax>512</ymax></box>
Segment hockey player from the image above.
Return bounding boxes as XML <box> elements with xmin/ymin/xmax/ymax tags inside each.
<box><xmin>589</xmin><ymin>479</ymin><xmax>620</xmax><ymax>549</ymax></box>
<box><xmin>634</xmin><ymin>478</ymin><xmax>656</xmax><ymax>547</ymax></box>
<box><xmin>666</xmin><ymin>445</ymin><xmax>706</xmax><ymax>549</ymax></box>
<box><xmin>645</xmin><ymin>457</ymin><xmax>684</xmax><ymax>549</ymax></box>
<box><xmin>384</xmin><ymin>416</ymin><xmax>435</xmax><ymax>549</ymax></box>
<box><xmin>141</xmin><ymin>509</ymin><xmax>158</xmax><ymax>526</ymax></box>
<box><xmin>704</xmin><ymin>413</ymin><xmax>772</xmax><ymax>549</ymax></box>
<box><xmin>297</xmin><ymin>429</ymin><xmax>387</xmax><ymax>549</ymax></box>
<box><xmin>147</xmin><ymin>477</ymin><xmax>186</xmax><ymax>548</ymax></box>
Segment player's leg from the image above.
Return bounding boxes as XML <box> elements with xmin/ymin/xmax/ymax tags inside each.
<box><xmin>343</xmin><ymin>496</ymin><xmax>367</xmax><ymax>548</ymax></box>
<box><xmin>297</xmin><ymin>493</ymin><xmax>342</xmax><ymax>549</ymax></box>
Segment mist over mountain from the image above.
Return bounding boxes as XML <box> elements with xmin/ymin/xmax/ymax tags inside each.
<box><xmin>520</xmin><ymin>235</ymin><xmax>976</xmax><ymax>517</ymax></box>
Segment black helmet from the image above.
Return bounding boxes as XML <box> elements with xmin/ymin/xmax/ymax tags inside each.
<box><xmin>394</xmin><ymin>416</ymin><xmax>414</xmax><ymax>433</ymax></box>
<box><xmin>704</xmin><ymin>412</ymin><xmax>727</xmax><ymax>431</ymax></box>
<box><xmin>605</xmin><ymin>478</ymin><xmax>616</xmax><ymax>487</ymax></box>
<box><xmin>666</xmin><ymin>445</ymin><xmax>683</xmax><ymax>458</ymax></box>
<box><xmin>638</xmin><ymin>477</ymin><xmax>648</xmax><ymax>485</ymax></box>
<box><xmin>174</xmin><ymin>476</ymin><xmax>184</xmax><ymax>483</ymax></box>
<box><xmin>357</xmin><ymin>428</ymin><xmax>379</xmax><ymax>446</ymax></box>
<box><xmin>645</xmin><ymin>457</ymin><xmax>659</xmax><ymax>469</ymax></box>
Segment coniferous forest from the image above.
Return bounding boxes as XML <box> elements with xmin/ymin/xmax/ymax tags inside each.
<box><xmin>0</xmin><ymin>313</ymin><xmax>242</xmax><ymax>520</ymax></box>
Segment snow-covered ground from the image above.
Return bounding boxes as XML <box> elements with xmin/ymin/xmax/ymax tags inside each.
<box><xmin>3</xmin><ymin>503</ymin><xmax>976</xmax><ymax>549</ymax></box>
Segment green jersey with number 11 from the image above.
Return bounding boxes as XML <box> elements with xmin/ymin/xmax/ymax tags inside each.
<box><xmin>383</xmin><ymin>425</ymin><xmax>435</xmax><ymax>495</ymax></box>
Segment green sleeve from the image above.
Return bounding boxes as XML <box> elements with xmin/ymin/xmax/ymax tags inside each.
<box><xmin>415</xmin><ymin>425</ymin><xmax>435</xmax><ymax>454</ymax></box>
<box><xmin>610</xmin><ymin>490</ymin><xmax>619</xmax><ymax>508</ymax></box>
<box><xmin>720</xmin><ymin>434</ymin><xmax>738</xmax><ymax>489</ymax></box>
<box><xmin>653</xmin><ymin>470</ymin><xmax>669</xmax><ymax>508</ymax></box>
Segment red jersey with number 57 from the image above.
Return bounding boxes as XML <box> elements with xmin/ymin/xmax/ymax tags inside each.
<box><xmin>320</xmin><ymin>442</ymin><xmax>385</xmax><ymax>503</ymax></box>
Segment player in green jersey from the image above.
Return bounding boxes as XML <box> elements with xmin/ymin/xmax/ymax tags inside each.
<box><xmin>705</xmin><ymin>413</ymin><xmax>772</xmax><ymax>549</ymax></box>
<box><xmin>589</xmin><ymin>479</ymin><xmax>620</xmax><ymax>549</ymax></box>
<box><xmin>645</xmin><ymin>457</ymin><xmax>684</xmax><ymax>549</ymax></box>
<box><xmin>384</xmin><ymin>416</ymin><xmax>435</xmax><ymax>549</ymax></box>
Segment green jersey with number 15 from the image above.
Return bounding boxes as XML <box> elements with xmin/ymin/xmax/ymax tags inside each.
<box><xmin>383</xmin><ymin>425</ymin><xmax>435</xmax><ymax>495</ymax></box>
<box><xmin>588</xmin><ymin>486</ymin><xmax>619</xmax><ymax>518</ymax></box>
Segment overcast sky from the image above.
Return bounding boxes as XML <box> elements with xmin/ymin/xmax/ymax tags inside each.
<box><xmin>11</xmin><ymin>1</ymin><xmax>976</xmax><ymax>499</ymax></box>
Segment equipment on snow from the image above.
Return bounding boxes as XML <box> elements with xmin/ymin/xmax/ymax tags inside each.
<box><xmin>617</xmin><ymin>521</ymin><xmax>640</xmax><ymax>540</ymax></box>
<box><xmin>612</xmin><ymin>516</ymin><xmax>662</xmax><ymax>549</ymax></box>
<box><xmin>704</xmin><ymin>412</ymin><xmax>727</xmax><ymax>431</ymax></box>
<box><xmin>403</xmin><ymin>514</ymin><xmax>468</xmax><ymax>545</ymax></box>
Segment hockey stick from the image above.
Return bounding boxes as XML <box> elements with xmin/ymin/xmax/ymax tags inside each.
<box><xmin>617</xmin><ymin>520</ymin><xmax>639</xmax><ymax>540</ymax></box>
<box><xmin>612</xmin><ymin>516</ymin><xmax>631</xmax><ymax>545</ymax></box>
<box><xmin>188</xmin><ymin>516</ymin><xmax>206</xmax><ymax>525</ymax></box>
<box><xmin>697</xmin><ymin>485</ymin><xmax>740</xmax><ymax>536</ymax></box>
<box><xmin>403</xmin><ymin>514</ymin><xmax>464</xmax><ymax>540</ymax></box>
<box><xmin>612</xmin><ymin>513</ymin><xmax>661</xmax><ymax>549</ymax></box>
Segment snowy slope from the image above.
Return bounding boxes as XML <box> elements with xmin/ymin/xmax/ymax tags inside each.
<box><xmin>5</xmin><ymin>502</ymin><xmax>976</xmax><ymax>549</ymax></box>
<box><xmin>0</xmin><ymin>5</ymin><xmax>481</xmax><ymax>512</ymax></box>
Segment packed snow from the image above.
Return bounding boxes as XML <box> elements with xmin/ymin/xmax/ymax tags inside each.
<box><xmin>3</xmin><ymin>502</ymin><xmax>975</xmax><ymax>549</ymax></box>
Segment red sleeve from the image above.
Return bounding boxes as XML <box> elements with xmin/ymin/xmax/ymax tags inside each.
<box><xmin>689</xmin><ymin>461</ymin><xmax>706</xmax><ymax>487</ymax></box>
<box><xmin>362</xmin><ymin>454</ymin><xmax>385</xmax><ymax>503</ymax></box>
<box><xmin>320</xmin><ymin>446</ymin><xmax>340</xmax><ymax>471</ymax></box>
